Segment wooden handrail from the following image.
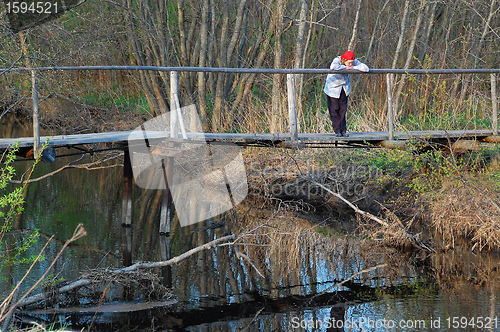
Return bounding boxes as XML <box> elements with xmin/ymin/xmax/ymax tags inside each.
<box><xmin>9</xmin><ymin>65</ymin><xmax>500</xmax><ymax>75</ymax></box>
<box><xmin>26</xmin><ymin>66</ymin><xmax>500</xmax><ymax>145</ymax></box>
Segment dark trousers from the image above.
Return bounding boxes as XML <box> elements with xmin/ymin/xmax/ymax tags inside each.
<box><xmin>326</xmin><ymin>89</ymin><xmax>348</xmax><ymax>134</ymax></box>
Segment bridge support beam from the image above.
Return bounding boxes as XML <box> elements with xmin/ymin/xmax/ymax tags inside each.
<box><xmin>32</xmin><ymin>70</ymin><xmax>41</xmax><ymax>159</ymax></box>
<box><xmin>287</xmin><ymin>74</ymin><xmax>298</xmax><ymax>142</ymax></box>
<box><xmin>492</xmin><ymin>74</ymin><xmax>498</xmax><ymax>136</ymax></box>
<box><xmin>386</xmin><ymin>74</ymin><xmax>394</xmax><ymax>140</ymax></box>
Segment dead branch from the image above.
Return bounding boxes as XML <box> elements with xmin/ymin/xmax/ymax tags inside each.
<box><xmin>9</xmin><ymin>153</ymin><xmax>122</xmax><ymax>184</ymax></box>
<box><xmin>116</xmin><ymin>234</ymin><xmax>236</xmax><ymax>273</ymax></box>
<box><xmin>306</xmin><ymin>177</ymin><xmax>390</xmax><ymax>227</ymax></box>
<box><xmin>15</xmin><ymin>234</ymin><xmax>236</xmax><ymax>308</ymax></box>
<box><xmin>308</xmin><ymin>177</ymin><xmax>433</xmax><ymax>252</ymax></box>
<box><xmin>313</xmin><ymin>263</ymin><xmax>387</xmax><ymax>298</ymax></box>
<box><xmin>289</xmin><ymin>148</ymin><xmax>433</xmax><ymax>252</ymax></box>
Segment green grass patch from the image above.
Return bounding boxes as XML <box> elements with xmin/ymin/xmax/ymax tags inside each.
<box><xmin>82</xmin><ymin>90</ymin><xmax>150</xmax><ymax>114</ymax></box>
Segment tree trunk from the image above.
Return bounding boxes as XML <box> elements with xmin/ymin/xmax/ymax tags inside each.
<box><xmin>222</xmin><ymin>0</ymin><xmax>249</xmax><ymax>128</ymax></box>
<box><xmin>124</xmin><ymin>1</ymin><xmax>162</xmax><ymax>116</ymax></box>
<box><xmin>197</xmin><ymin>0</ymin><xmax>209</xmax><ymax>130</ymax></box>
<box><xmin>394</xmin><ymin>0</ymin><xmax>426</xmax><ymax>116</ymax></box>
<box><xmin>294</xmin><ymin>0</ymin><xmax>309</xmax><ymax>124</ymax></box>
<box><xmin>365</xmin><ymin>0</ymin><xmax>390</xmax><ymax>63</ymax></box>
<box><xmin>418</xmin><ymin>0</ymin><xmax>438</xmax><ymax>63</ymax></box>
<box><xmin>271</xmin><ymin>0</ymin><xmax>284</xmax><ymax>133</ymax></box>
<box><xmin>476</xmin><ymin>0</ymin><xmax>497</xmax><ymax>68</ymax></box>
<box><xmin>348</xmin><ymin>0</ymin><xmax>363</xmax><ymax>50</ymax></box>
<box><xmin>391</xmin><ymin>0</ymin><xmax>410</xmax><ymax>70</ymax></box>
<box><xmin>212</xmin><ymin>0</ymin><xmax>230</xmax><ymax>131</ymax></box>
<box><xmin>230</xmin><ymin>18</ymin><xmax>275</xmax><ymax>116</ymax></box>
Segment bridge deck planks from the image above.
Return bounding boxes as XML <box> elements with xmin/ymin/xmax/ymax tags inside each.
<box><xmin>0</xmin><ymin>129</ymin><xmax>495</xmax><ymax>149</ymax></box>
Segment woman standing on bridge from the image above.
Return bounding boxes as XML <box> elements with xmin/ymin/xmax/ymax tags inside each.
<box><xmin>324</xmin><ymin>51</ymin><xmax>369</xmax><ymax>137</ymax></box>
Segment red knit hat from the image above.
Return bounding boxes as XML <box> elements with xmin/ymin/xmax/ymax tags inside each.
<box><xmin>341</xmin><ymin>51</ymin><xmax>356</xmax><ymax>60</ymax></box>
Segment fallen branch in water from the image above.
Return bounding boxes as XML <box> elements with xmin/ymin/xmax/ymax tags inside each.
<box><xmin>116</xmin><ymin>234</ymin><xmax>236</xmax><ymax>272</ymax></box>
<box><xmin>16</xmin><ymin>234</ymin><xmax>236</xmax><ymax>308</ymax></box>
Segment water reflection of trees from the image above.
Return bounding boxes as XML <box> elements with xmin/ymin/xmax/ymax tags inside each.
<box><xmin>130</xmin><ymin>194</ymin><xmax>393</xmax><ymax>304</ymax></box>
<box><xmin>8</xmin><ymin>146</ymin><xmax>500</xmax><ymax>330</ymax></box>
<box><xmin>129</xmin><ymin>186</ymin><xmax>500</xmax><ymax>320</ymax></box>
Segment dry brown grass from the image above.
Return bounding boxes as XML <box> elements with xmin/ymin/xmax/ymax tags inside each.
<box><xmin>431</xmin><ymin>175</ymin><xmax>500</xmax><ymax>252</ymax></box>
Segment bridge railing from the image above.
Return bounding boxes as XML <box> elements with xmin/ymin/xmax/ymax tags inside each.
<box><xmin>4</xmin><ymin>66</ymin><xmax>499</xmax><ymax>155</ymax></box>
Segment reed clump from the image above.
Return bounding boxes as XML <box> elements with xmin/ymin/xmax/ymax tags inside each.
<box><xmin>367</xmin><ymin>144</ymin><xmax>500</xmax><ymax>252</ymax></box>
<box><xmin>430</xmin><ymin>174</ymin><xmax>500</xmax><ymax>252</ymax></box>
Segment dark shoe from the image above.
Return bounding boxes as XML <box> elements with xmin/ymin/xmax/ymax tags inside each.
<box><xmin>342</xmin><ymin>132</ymin><xmax>349</xmax><ymax>137</ymax></box>
<box><xmin>336</xmin><ymin>132</ymin><xmax>342</xmax><ymax>137</ymax></box>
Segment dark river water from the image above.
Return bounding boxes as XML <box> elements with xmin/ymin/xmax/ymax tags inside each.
<box><xmin>2</xmin><ymin>117</ymin><xmax>500</xmax><ymax>331</ymax></box>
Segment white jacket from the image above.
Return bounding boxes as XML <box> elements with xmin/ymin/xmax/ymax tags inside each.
<box><xmin>323</xmin><ymin>56</ymin><xmax>369</xmax><ymax>98</ymax></box>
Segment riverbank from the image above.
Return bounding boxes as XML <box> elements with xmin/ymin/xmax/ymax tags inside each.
<box><xmin>243</xmin><ymin>144</ymin><xmax>500</xmax><ymax>254</ymax></box>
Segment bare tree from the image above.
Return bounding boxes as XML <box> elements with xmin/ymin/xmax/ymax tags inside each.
<box><xmin>394</xmin><ymin>0</ymin><xmax>427</xmax><ymax>115</ymax></box>
<box><xmin>197</xmin><ymin>0</ymin><xmax>210</xmax><ymax>129</ymax></box>
<box><xmin>365</xmin><ymin>0</ymin><xmax>390</xmax><ymax>63</ymax></box>
<box><xmin>347</xmin><ymin>0</ymin><xmax>363</xmax><ymax>50</ymax></box>
<box><xmin>271</xmin><ymin>0</ymin><xmax>285</xmax><ymax>133</ymax></box>
<box><xmin>294</xmin><ymin>0</ymin><xmax>309</xmax><ymax>118</ymax></box>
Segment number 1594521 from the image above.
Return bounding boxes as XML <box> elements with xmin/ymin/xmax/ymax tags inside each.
<box><xmin>446</xmin><ymin>316</ymin><xmax>498</xmax><ymax>329</ymax></box>
<box><xmin>6</xmin><ymin>2</ymin><xmax>59</xmax><ymax>14</ymax></box>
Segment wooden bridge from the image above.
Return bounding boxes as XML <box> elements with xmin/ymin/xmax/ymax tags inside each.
<box><xmin>0</xmin><ymin>66</ymin><xmax>499</xmax><ymax>154</ymax></box>
<box><xmin>0</xmin><ymin>128</ymin><xmax>498</xmax><ymax>150</ymax></box>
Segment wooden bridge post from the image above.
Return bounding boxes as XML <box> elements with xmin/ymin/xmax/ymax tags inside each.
<box><xmin>492</xmin><ymin>74</ymin><xmax>498</xmax><ymax>136</ymax></box>
<box><xmin>170</xmin><ymin>71</ymin><xmax>179</xmax><ymax>138</ymax></box>
<box><xmin>386</xmin><ymin>73</ymin><xmax>394</xmax><ymax>140</ymax></box>
<box><xmin>159</xmin><ymin>157</ymin><xmax>173</xmax><ymax>286</ymax></box>
<box><xmin>157</xmin><ymin>71</ymin><xmax>178</xmax><ymax>286</ymax></box>
<box><xmin>287</xmin><ymin>74</ymin><xmax>298</xmax><ymax>141</ymax></box>
<box><xmin>122</xmin><ymin>147</ymin><xmax>133</xmax><ymax>226</ymax></box>
<box><xmin>32</xmin><ymin>70</ymin><xmax>41</xmax><ymax>158</ymax></box>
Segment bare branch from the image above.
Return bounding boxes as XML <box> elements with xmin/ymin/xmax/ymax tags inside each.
<box><xmin>9</xmin><ymin>153</ymin><xmax>123</xmax><ymax>184</ymax></box>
